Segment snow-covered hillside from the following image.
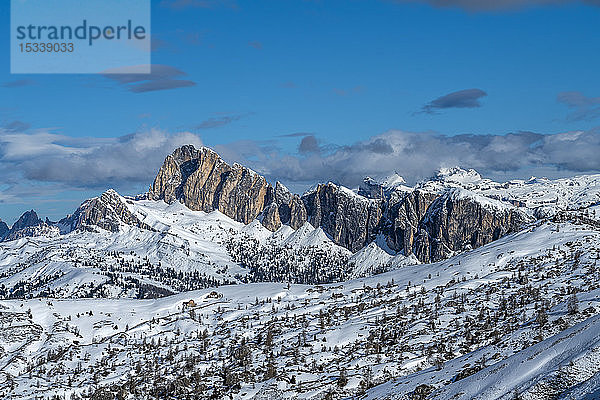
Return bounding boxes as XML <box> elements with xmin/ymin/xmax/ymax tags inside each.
<box><xmin>1</xmin><ymin>216</ymin><xmax>599</xmax><ymax>399</ymax></box>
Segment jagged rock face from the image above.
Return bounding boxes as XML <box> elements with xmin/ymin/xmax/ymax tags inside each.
<box><xmin>261</xmin><ymin>203</ymin><xmax>282</xmax><ymax>231</ymax></box>
<box><xmin>149</xmin><ymin>145</ymin><xmax>272</xmax><ymax>224</ymax></box>
<box><xmin>61</xmin><ymin>190</ymin><xmax>153</xmax><ymax>233</ymax></box>
<box><xmin>1</xmin><ymin>210</ymin><xmax>56</xmax><ymax>242</ymax></box>
<box><xmin>147</xmin><ymin>146</ymin><xmax>530</xmax><ymax>260</ymax></box>
<box><xmin>0</xmin><ymin>219</ymin><xmax>8</xmax><ymax>240</ymax></box>
<box><xmin>386</xmin><ymin>190</ymin><xmax>439</xmax><ymax>255</ymax></box>
<box><xmin>358</xmin><ymin>177</ymin><xmax>385</xmax><ymax>199</ymax></box>
<box><xmin>302</xmin><ymin>183</ymin><xmax>384</xmax><ymax>252</ymax></box>
<box><xmin>274</xmin><ymin>182</ymin><xmax>307</xmax><ymax>230</ymax></box>
<box><xmin>413</xmin><ymin>189</ymin><xmax>530</xmax><ymax>263</ymax></box>
<box><xmin>11</xmin><ymin>210</ymin><xmax>42</xmax><ymax>232</ymax></box>
<box><xmin>1</xmin><ymin>210</ymin><xmax>61</xmax><ymax>242</ymax></box>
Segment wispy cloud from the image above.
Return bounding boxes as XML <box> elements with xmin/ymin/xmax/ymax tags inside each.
<box><xmin>2</xmin><ymin>121</ymin><xmax>31</xmax><ymax>132</ymax></box>
<box><xmin>217</xmin><ymin>129</ymin><xmax>600</xmax><ymax>189</ymax></box>
<box><xmin>298</xmin><ymin>135</ymin><xmax>321</xmax><ymax>154</ymax></box>
<box><xmin>195</xmin><ymin>112</ymin><xmax>253</xmax><ymax>130</ymax></box>
<box><xmin>418</xmin><ymin>88</ymin><xmax>487</xmax><ymax>114</ymax></box>
<box><xmin>557</xmin><ymin>91</ymin><xmax>600</xmax><ymax>121</ymax></box>
<box><xmin>333</xmin><ymin>86</ymin><xmax>364</xmax><ymax>97</ymax></box>
<box><xmin>281</xmin><ymin>81</ymin><xmax>297</xmax><ymax>89</ymax></box>
<box><xmin>151</xmin><ymin>35</ymin><xmax>169</xmax><ymax>52</ymax></box>
<box><xmin>277</xmin><ymin>132</ymin><xmax>315</xmax><ymax>138</ymax></box>
<box><xmin>102</xmin><ymin>64</ymin><xmax>196</xmax><ymax>93</ymax></box>
<box><xmin>0</xmin><ymin>128</ymin><xmax>203</xmax><ymax>192</ymax></box>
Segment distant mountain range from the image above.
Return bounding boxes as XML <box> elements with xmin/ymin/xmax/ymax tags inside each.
<box><xmin>3</xmin><ymin>145</ymin><xmax>599</xmax><ymax>259</ymax></box>
<box><xmin>1</xmin><ymin>145</ymin><xmax>600</xmax><ymax>400</ymax></box>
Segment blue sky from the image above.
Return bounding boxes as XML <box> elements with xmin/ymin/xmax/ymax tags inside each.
<box><xmin>1</xmin><ymin>0</ymin><xmax>600</xmax><ymax>224</ymax></box>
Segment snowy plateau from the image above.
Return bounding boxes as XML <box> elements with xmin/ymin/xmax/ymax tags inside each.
<box><xmin>1</xmin><ymin>146</ymin><xmax>600</xmax><ymax>400</ymax></box>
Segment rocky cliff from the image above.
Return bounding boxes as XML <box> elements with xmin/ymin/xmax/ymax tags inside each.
<box><xmin>149</xmin><ymin>145</ymin><xmax>272</xmax><ymax>225</ymax></box>
<box><xmin>59</xmin><ymin>189</ymin><xmax>153</xmax><ymax>233</ymax></box>
<box><xmin>272</xmin><ymin>182</ymin><xmax>307</xmax><ymax>230</ymax></box>
<box><xmin>302</xmin><ymin>183</ymin><xmax>385</xmax><ymax>253</ymax></box>
<box><xmin>385</xmin><ymin>189</ymin><xmax>439</xmax><ymax>255</ymax></box>
<box><xmin>10</xmin><ymin>210</ymin><xmax>42</xmax><ymax>232</ymax></box>
<box><xmin>413</xmin><ymin>189</ymin><xmax>530</xmax><ymax>262</ymax></box>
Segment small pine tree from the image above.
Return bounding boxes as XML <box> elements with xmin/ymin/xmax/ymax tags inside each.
<box><xmin>567</xmin><ymin>293</ymin><xmax>578</xmax><ymax>315</ymax></box>
<box><xmin>338</xmin><ymin>367</ymin><xmax>348</xmax><ymax>388</ymax></box>
<box><xmin>536</xmin><ymin>308</ymin><xmax>548</xmax><ymax>327</ymax></box>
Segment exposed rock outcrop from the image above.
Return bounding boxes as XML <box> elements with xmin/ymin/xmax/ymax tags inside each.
<box><xmin>274</xmin><ymin>182</ymin><xmax>307</xmax><ymax>230</ymax></box>
<box><xmin>261</xmin><ymin>202</ymin><xmax>282</xmax><ymax>231</ymax></box>
<box><xmin>413</xmin><ymin>188</ymin><xmax>531</xmax><ymax>263</ymax></box>
<box><xmin>358</xmin><ymin>177</ymin><xmax>385</xmax><ymax>199</ymax></box>
<box><xmin>302</xmin><ymin>183</ymin><xmax>385</xmax><ymax>253</ymax></box>
<box><xmin>11</xmin><ymin>210</ymin><xmax>42</xmax><ymax>232</ymax></box>
<box><xmin>0</xmin><ymin>219</ymin><xmax>8</xmax><ymax>240</ymax></box>
<box><xmin>60</xmin><ymin>189</ymin><xmax>153</xmax><ymax>233</ymax></box>
<box><xmin>2</xmin><ymin>210</ymin><xmax>59</xmax><ymax>242</ymax></box>
<box><xmin>149</xmin><ymin>145</ymin><xmax>272</xmax><ymax>225</ymax></box>
<box><xmin>358</xmin><ymin>174</ymin><xmax>406</xmax><ymax>199</ymax></box>
<box><xmin>385</xmin><ymin>189</ymin><xmax>439</xmax><ymax>255</ymax></box>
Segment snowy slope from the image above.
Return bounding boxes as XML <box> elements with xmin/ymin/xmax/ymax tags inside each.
<box><xmin>419</xmin><ymin>168</ymin><xmax>600</xmax><ymax>211</ymax></box>
<box><xmin>0</xmin><ymin>217</ymin><xmax>599</xmax><ymax>399</ymax></box>
<box><xmin>367</xmin><ymin>289</ymin><xmax>600</xmax><ymax>400</ymax></box>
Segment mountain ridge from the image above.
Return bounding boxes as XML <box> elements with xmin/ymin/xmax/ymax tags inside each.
<box><xmin>3</xmin><ymin>145</ymin><xmax>600</xmax><ymax>264</ymax></box>
<box><xmin>145</xmin><ymin>145</ymin><xmax>535</xmax><ymax>261</ymax></box>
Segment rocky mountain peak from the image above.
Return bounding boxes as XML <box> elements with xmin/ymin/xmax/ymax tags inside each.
<box><xmin>359</xmin><ymin>173</ymin><xmax>408</xmax><ymax>199</ymax></box>
<box><xmin>59</xmin><ymin>189</ymin><xmax>153</xmax><ymax>234</ymax></box>
<box><xmin>302</xmin><ymin>182</ymin><xmax>384</xmax><ymax>252</ymax></box>
<box><xmin>433</xmin><ymin>167</ymin><xmax>483</xmax><ymax>185</ymax></box>
<box><xmin>145</xmin><ymin>146</ymin><xmax>532</xmax><ymax>261</ymax></box>
<box><xmin>149</xmin><ymin>145</ymin><xmax>273</xmax><ymax>225</ymax></box>
<box><xmin>1</xmin><ymin>210</ymin><xmax>60</xmax><ymax>242</ymax></box>
<box><xmin>412</xmin><ymin>187</ymin><xmax>531</xmax><ymax>262</ymax></box>
<box><xmin>11</xmin><ymin>210</ymin><xmax>42</xmax><ymax>232</ymax></box>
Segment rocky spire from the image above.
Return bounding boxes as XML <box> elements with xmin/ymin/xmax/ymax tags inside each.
<box><xmin>11</xmin><ymin>210</ymin><xmax>42</xmax><ymax>232</ymax></box>
<box><xmin>149</xmin><ymin>145</ymin><xmax>273</xmax><ymax>225</ymax></box>
<box><xmin>2</xmin><ymin>210</ymin><xmax>60</xmax><ymax>242</ymax></box>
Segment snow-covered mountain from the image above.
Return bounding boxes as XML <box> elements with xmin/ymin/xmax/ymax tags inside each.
<box><xmin>1</xmin><ymin>145</ymin><xmax>600</xmax><ymax>399</ymax></box>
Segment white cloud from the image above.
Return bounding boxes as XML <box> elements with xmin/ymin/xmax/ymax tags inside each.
<box><xmin>0</xmin><ymin>128</ymin><xmax>203</xmax><ymax>191</ymax></box>
<box><xmin>219</xmin><ymin>129</ymin><xmax>600</xmax><ymax>189</ymax></box>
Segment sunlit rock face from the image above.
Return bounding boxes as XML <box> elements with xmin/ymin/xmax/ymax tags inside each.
<box><xmin>149</xmin><ymin>145</ymin><xmax>272</xmax><ymax>225</ymax></box>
